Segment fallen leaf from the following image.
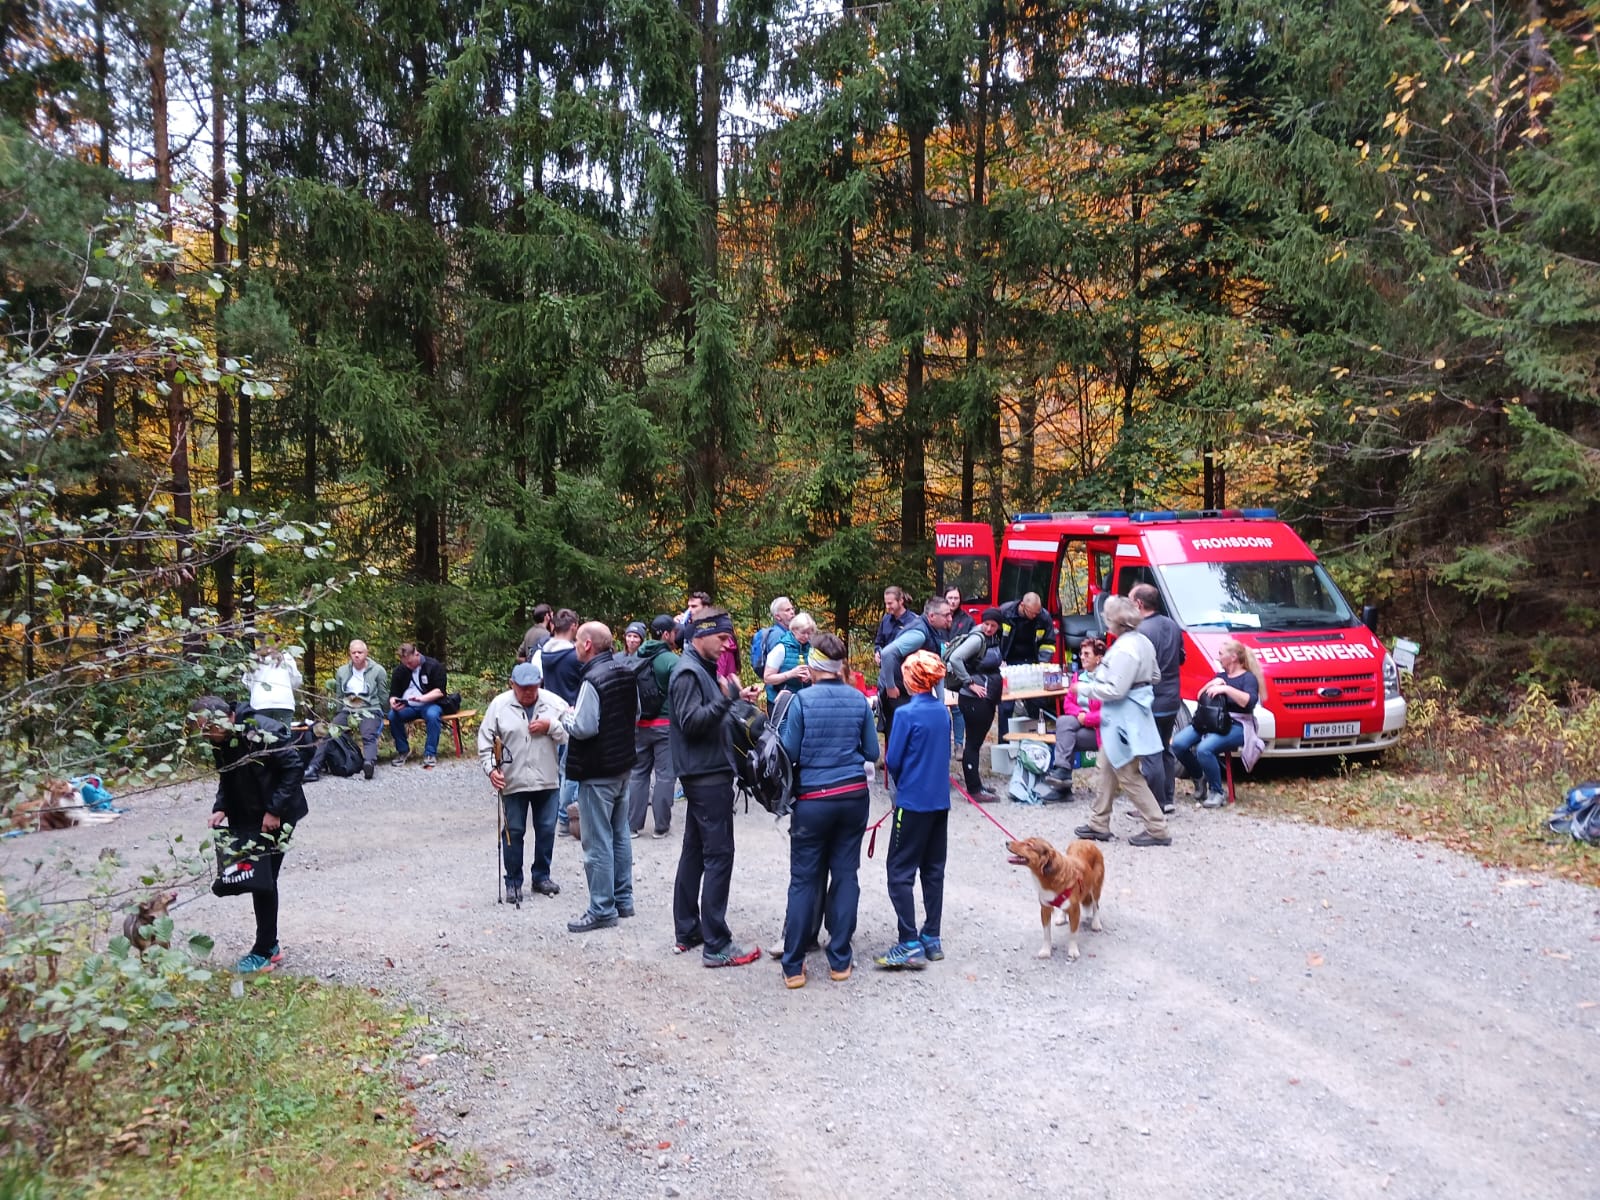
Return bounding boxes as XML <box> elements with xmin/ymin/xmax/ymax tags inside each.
<box><xmin>1307</xmin><ymin>953</ymin><xmax>1325</xmax><ymax>967</ymax></box>
<box><xmin>657</xmin><ymin>1141</ymin><xmax>672</xmax><ymax>1150</ymax></box>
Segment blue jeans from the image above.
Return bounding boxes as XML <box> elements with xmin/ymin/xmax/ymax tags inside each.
<box><xmin>782</xmin><ymin>794</ymin><xmax>869</xmax><ymax>978</ymax></box>
<box><xmin>389</xmin><ymin>703</ymin><xmax>442</xmax><ymax>757</ymax></box>
<box><xmin>501</xmin><ymin>789</ymin><xmax>559</xmax><ymax>887</ymax></box>
<box><xmin>1171</xmin><ymin>722</ymin><xmax>1245</xmax><ymax>795</ymax></box>
<box><xmin>575</xmin><ymin>776</ymin><xmax>632</xmax><ymax>920</ymax></box>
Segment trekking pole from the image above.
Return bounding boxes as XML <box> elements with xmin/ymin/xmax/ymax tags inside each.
<box><xmin>493</xmin><ymin>733</ymin><xmax>509</xmax><ymax>906</ymax></box>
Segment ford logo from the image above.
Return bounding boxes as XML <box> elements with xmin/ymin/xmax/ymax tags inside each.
<box><xmin>1317</xmin><ymin>686</ymin><xmax>1344</xmax><ymax>699</ymax></box>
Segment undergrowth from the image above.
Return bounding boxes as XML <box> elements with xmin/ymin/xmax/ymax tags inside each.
<box><xmin>1245</xmin><ymin>677</ymin><xmax>1600</xmax><ymax>885</ymax></box>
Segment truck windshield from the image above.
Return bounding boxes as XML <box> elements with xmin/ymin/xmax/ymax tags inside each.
<box><xmin>1157</xmin><ymin>561</ymin><xmax>1358</xmax><ymax>631</ymax></box>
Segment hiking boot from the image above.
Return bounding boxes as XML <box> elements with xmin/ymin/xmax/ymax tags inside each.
<box><xmin>392</xmin><ymin>752</ymin><xmax>410</xmax><ymax>768</ymax></box>
<box><xmin>874</xmin><ymin>940</ymin><xmax>928</xmax><ymax>970</ymax></box>
<box><xmin>362</xmin><ymin>761</ymin><xmax>374</xmax><ymax>781</ymax></box>
<box><xmin>1203</xmin><ymin>789</ymin><xmax>1227</xmax><ymax>809</ymax></box>
<box><xmin>236</xmin><ymin>952</ymin><xmax>276</xmax><ymax>975</ymax></box>
<box><xmin>617</xmin><ymin>905</ymin><xmax>635</xmax><ymax>918</ymax></box>
<box><xmin>784</xmin><ymin>969</ymin><xmax>807</xmax><ymax>990</ymax></box>
<box><xmin>919</xmin><ymin>935</ymin><xmax>945</xmax><ymax>961</ymax></box>
<box><xmin>422</xmin><ymin>754</ymin><xmax>437</xmax><ymax>769</ymax></box>
<box><xmin>1045</xmin><ymin>767</ymin><xmax>1074</xmax><ymax>786</ymax></box>
<box><xmin>1073</xmin><ymin>824</ymin><xmax>1113</xmax><ymax>842</ymax></box>
<box><xmin>532</xmin><ymin>878</ymin><xmax>560</xmax><ymax>896</ymax></box>
<box><xmin>1129</xmin><ymin>830</ymin><xmax>1172</xmax><ymax>847</ymax></box>
<box><xmin>567</xmin><ymin>912</ymin><xmax>618</xmax><ymax>933</ymax></box>
<box><xmin>702</xmin><ymin>943</ymin><xmax>761</xmax><ymax>968</ymax></box>
<box><xmin>505</xmin><ymin>882</ymin><xmax>523</xmax><ymax>905</ymax></box>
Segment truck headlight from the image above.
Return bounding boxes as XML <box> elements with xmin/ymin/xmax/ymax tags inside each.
<box><xmin>1382</xmin><ymin>652</ymin><xmax>1400</xmax><ymax>700</ymax></box>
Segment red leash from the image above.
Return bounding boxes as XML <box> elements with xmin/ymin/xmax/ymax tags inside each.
<box><xmin>948</xmin><ymin>775</ymin><xmax>1021</xmax><ymax>842</ymax></box>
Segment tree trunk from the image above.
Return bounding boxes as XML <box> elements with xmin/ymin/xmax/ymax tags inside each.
<box><xmin>150</xmin><ymin>24</ymin><xmax>201</xmax><ymax>627</ymax></box>
<box><xmin>901</xmin><ymin>121</ymin><xmax>928</xmax><ymax>557</ymax></box>
<box><xmin>211</xmin><ymin>0</ymin><xmax>235</xmax><ymax>628</ymax></box>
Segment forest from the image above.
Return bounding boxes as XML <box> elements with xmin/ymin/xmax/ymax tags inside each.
<box><xmin>3</xmin><ymin>0</ymin><xmax>1598</xmax><ymax>728</ymax></box>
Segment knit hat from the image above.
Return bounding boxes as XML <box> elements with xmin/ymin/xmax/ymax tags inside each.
<box><xmin>902</xmin><ymin>650</ymin><xmax>946</xmax><ymax>694</ymax></box>
<box><xmin>980</xmin><ymin>607</ymin><xmax>1004</xmax><ymax>625</ymax></box>
<box><xmin>624</xmin><ymin>621</ymin><xmax>648</xmax><ymax>640</ymax></box>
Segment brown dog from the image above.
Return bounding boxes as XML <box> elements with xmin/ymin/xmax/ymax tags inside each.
<box><xmin>1006</xmin><ymin>836</ymin><xmax>1105</xmax><ymax>961</ymax></box>
<box><xmin>122</xmin><ymin>891</ymin><xmax>177</xmax><ymax>951</ymax></box>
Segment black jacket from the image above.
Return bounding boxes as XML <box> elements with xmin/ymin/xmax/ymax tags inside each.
<box><xmin>668</xmin><ymin>646</ymin><xmax>736</xmax><ymax>780</ymax></box>
<box><xmin>210</xmin><ymin>705</ymin><xmax>309</xmax><ymax>833</ymax></box>
<box><xmin>566</xmin><ymin>651</ymin><xmax>639</xmax><ymax>781</ymax></box>
<box><xmin>390</xmin><ymin>655</ymin><xmax>447</xmax><ymax>704</ymax></box>
<box><xmin>999</xmin><ymin>600</ymin><xmax>1054</xmax><ymax>664</ymax></box>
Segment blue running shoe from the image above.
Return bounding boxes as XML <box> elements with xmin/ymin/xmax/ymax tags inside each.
<box><xmin>920</xmin><ymin>935</ymin><xmax>944</xmax><ymax>961</ymax></box>
<box><xmin>236</xmin><ymin>952</ymin><xmax>275</xmax><ymax>975</ymax></box>
<box><xmin>873</xmin><ymin>940</ymin><xmax>928</xmax><ymax>970</ymax></box>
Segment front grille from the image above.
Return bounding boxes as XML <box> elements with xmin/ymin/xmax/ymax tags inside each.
<box><xmin>1281</xmin><ymin>698</ymin><xmax>1370</xmax><ymax>710</ymax></box>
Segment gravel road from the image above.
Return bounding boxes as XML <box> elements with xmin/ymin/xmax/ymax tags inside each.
<box><xmin>9</xmin><ymin>756</ymin><xmax>1600</xmax><ymax>1200</ymax></box>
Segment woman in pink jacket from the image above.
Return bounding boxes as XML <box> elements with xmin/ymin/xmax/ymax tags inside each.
<box><xmin>1046</xmin><ymin>637</ymin><xmax>1105</xmax><ymax>798</ymax></box>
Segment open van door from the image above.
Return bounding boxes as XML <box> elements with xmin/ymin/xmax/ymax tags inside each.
<box><xmin>934</xmin><ymin>522</ymin><xmax>996</xmax><ymax>611</ymax></box>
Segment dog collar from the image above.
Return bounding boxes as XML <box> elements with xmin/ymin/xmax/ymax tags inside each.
<box><xmin>1048</xmin><ymin>887</ymin><xmax>1073</xmax><ymax>908</ymax></box>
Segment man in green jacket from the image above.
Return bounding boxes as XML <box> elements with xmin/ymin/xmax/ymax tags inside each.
<box><xmin>305</xmin><ymin>639</ymin><xmax>388</xmax><ymax>782</ymax></box>
<box><xmin>629</xmin><ymin>614</ymin><xmax>680</xmax><ymax>838</ymax></box>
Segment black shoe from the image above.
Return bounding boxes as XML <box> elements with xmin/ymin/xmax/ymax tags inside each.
<box><xmin>1045</xmin><ymin>768</ymin><xmax>1074</xmax><ymax>786</ymax></box>
<box><xmin>1129</xmin><ymin>831</ymin><xmax>1172</xmax><ymax>847</ymax></box>
<box><xmin>505</xmin><ymin>883</ymin><xmax>522</xmax><ymax>905</ymax></box>
<box><xmin>362</xmin><ymin>761</ymin><xmax>374</xmax><ymax>781</ymax></box>
<box><xmin>532</xmin><ymin>878</ymin><xmax>560</xmax><ymax>896</ymax></box>
<box><xmin>617</xmin><ymin>905</ymin><xmax>635</xmax><ymax>918</ymax></box>
<box><xmin>1073</xmin><ymin>824</ymin><xmax>1113</xmax><ymax>842</ymax></box>
<box><xmin>302</xmin><ymin>770</ymin><xmax>321</xmax><ymax>783</ymax></box>
<box><xmin>567</xmin><ymin>913</ymin><xmax>619</xmax><ymax>933</ymax></box>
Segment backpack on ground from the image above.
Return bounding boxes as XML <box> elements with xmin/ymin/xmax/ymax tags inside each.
<box><xmin>631</xmin><ymin>653</ymin><xmax>667</xmax><ymax>719</ymax></box>
<box><xmin>320</xmin><ymin>726</ymin><xmax>362</xmax><ymax>778</ymax></box>
<box><xmin>726</xmin><ymin>698</ymin><xmax>794</xmax><ymax>820</ymax></box>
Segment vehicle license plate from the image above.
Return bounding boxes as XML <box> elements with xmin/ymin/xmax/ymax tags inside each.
<box><xmin>1305</xmin><ymin>721</ymin><xmax>1360</xmax><ymax>738</ymax></box>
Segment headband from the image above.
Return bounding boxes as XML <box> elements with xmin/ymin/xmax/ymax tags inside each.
<box><xmin>806</xmin><ymin>647</ymin><xmax>847</xmax><ymax>675</ymax></box>
<box><xmin>690</xmin><ymin>613</ymin><xmax>735</xmax><ymax>638</ymax></box>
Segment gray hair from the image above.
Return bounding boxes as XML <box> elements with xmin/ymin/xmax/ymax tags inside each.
<box><xmin>1102</xmin><ymin>595</ymin><xmax>1143</xmax><ymax>635</ymax></box>
<box><xmin>769</xmin><ymin>595</ymin><xmax>792</xmax><ymax>620</ymax></box>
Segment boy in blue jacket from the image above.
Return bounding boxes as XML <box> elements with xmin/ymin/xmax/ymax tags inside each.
<box><xmin>875</xmin><ymin>650</ymin><xmax>951</xmax><ymax>969</ymax></box>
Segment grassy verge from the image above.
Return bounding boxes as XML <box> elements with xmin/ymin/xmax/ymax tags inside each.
<box><xmin>1230</xmin><ymin>678</ymin><xmax>1600</xmax><ymax>888</ymax></box>
<box><xmin>6</xmin><ymin>974</ymin><xmax>471</xmax><ymax>1200</ymax></box>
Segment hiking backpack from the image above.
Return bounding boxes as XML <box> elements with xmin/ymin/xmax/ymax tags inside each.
<box><xmin>725</xmin><ymin>697</ymin><xmax>795</xmax><ymax>820</ymax></box>
<box><xmin>750</xmin><ymin>625</ymin><xmax>773</xmax><ymax>674</ymax></box>
<box><xmin>320</xmin><ymin>726</ymin><xmax>362</xmax><ymax>778</ymax></box>
<box><xmin>631</xmin><ymin>653</ymin><xmax>667</xmax><ymax>719</ymax></box>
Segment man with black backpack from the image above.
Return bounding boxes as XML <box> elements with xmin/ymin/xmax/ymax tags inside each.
<box><xmin>628</xmin><ymin>615</ymin><xmax>679</xmax><ymax>840</ymax></box>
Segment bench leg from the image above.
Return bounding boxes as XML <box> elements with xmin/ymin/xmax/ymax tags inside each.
<box><xmin>1224</xmin><ymin>754</ymin><xmax>1236</xmax><ymax>804</ymax></box>
<box><xmin>450</xmin><ymin>719</ymin><xmax>463</xmax><ymax>757</ymax></box>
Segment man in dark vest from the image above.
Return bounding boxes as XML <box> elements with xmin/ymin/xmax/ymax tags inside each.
<box><xmin>669</xmin><ymin>607</ymin><xmax>765</xmax><ymax>967</ymax></box>
<box><xmin>1130</xmin><ymin>582</ymin><xmax>1185</xmax><ymax>814</ymax></box>
<box><xmin>560</xmin><ymin>621</ymin><xmax>639</xmax><ymax>932</ymax></box>
<box><xmin>537</xmin><ymin>608</ymin><xmax>583</xmax><ymax>836</ymax></box>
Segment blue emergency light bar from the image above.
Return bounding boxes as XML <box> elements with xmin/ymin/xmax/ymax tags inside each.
<box><xmin>1012</xmin><ymin>507</ymin><xmax>1278</xmax><ymax>523</ymax></box>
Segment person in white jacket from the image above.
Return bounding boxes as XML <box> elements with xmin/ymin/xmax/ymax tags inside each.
<box><xmin>1071</xmin><ymin>596</ymin><xmax>1172</xmax><ymax>847</ymax></box>
<box><xmin>244</xmin><ymin>644</ymin><xmax>302</xmax><ymax>726</ymax></box>
<box><xmin>479</xmin><ymin>660</ymin><xmax>571</xmax><ymax>904</ymax></box>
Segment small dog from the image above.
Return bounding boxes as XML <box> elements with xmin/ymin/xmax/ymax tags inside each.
<box><xmin>8</xmin><ymin>779</ymin><xmax>117</xmax><ymax>831</ymax></box>
<box><xmin>123</xmin><ymin>891</ymin><xmax>177</xmax><ymax>951</ymax></box>
<box><xmin>1006</xmin><ymin>836</ymin><xmax>1105</xmax><ymax>961</ymax></box>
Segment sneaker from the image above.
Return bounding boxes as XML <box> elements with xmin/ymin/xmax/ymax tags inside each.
<box><xmin>784</xmin><ymin>969</ymin><xmax>807</xmax><ymax>990</ymax></box>
<box><xmin>631</xmin><ymin>829</ymin><xmax>641</xmax><ymax>839</ymax></box>
<box><xmin>1073</xmin><ymin>824</ymin><xmax>1113</xmax><ymax>842</ymax></box>
<box><xmin>393</xmin><ymin>753</ymin><xmax>410</xmax><ymax>768</ymax></box>
<box><xmin>874</xmin><ymin>940</ymin><xmax>928</xmax><ymax>970</ymax></box>
<box><xmin>672</xmin><ymin>935</ymin><xmax>704</xmax><ymax>955</ymax></box>
<box><xmin>919</xmin><ymin>935</ymin><xmax>944</xmax><ymax>962</ymax></box>
<box><xmin>702</xmin><ymin>943</ymin><xmax>761</xmax><ymax>968</ymax></box>
<box><xmin>1129</xmin><ymin>830</ymin><xmax>1173</xmax><ymax>847</ymax></box>
<box><xmin>1044</xmin><ymin>767</ymin><xmax>1074</xmax><ymax>786</ymax></box>
<box><xmin>567</xmin><ymin>912</ymin><xmax>618</xmax><ymax>933</ymax></box>
<box><xmin>362</xmin><ymin>761</ymin><xmax>374</xmax><ymax>781</ymax></box>
<box><xmin>302</xmin><ymin>770</ymin><xmax>322</xmax><ymax>783</ymax></box>
<box><xmin>422</xmin><ymin>754</ymin><xmax>437</xmax><ymax>769</ymax></box>
<box><xmin>1203</xmin><ymin>789</ymin><xmax>1227</xmax><ymax>809</ymax></box>
<box><xmin>828</xmin><ymin>964</ymin><xmax>853</xmax><ymax>982</ymax></box>
<box><xmin>236</xmin><ymin>952</ymin><xmax>275</xmax><ymax>975</ymax></box>
<box><xmin>269</xmin><ymin>943</ymin><xmax>283</xmax><ymax>964</ymax></box>
<box><xmin>652</xmin><ymin>827</ymin><xmax>670</xmax><ymax>839</ymax></box>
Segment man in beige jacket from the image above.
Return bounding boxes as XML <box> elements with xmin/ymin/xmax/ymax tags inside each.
<box><xmin>479</xmin><ymin>661</ymin><xmax>571</xmax><ymax>904</ymax></box>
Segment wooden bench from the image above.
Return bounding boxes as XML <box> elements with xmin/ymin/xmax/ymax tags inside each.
<box><xmin>1002</xmin><ymin>730</ymin><xmax>1056</xmax><ymax>744</ymax></box>
<box><xmin>440</xmin><ymin>710</ymin><xmax>477</xmax><ymax>757</ymax></box>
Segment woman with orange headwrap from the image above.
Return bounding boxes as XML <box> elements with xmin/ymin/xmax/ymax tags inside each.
<box><xmin>874</xmin><ymin>650</ymin><xmax>952</xmax><ymax>970</ymax></box>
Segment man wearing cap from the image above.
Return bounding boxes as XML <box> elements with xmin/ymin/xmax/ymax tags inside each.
<box><xmin>560</xmin><ymin>622</ymin><xmax>640</xmax><ymax>932</ymax></box>
<box><xmin>669</xmin><ymin>606</ymin><xmax>764</xmax><ymax>967</ymax></box>
<box><xmin>629</xmin><ymin>615</ymin><xmax>679</xmax><ymax>839</ymax></box>
<box><xmin>478</xmin><ymin>660</ymin><xmax>571</xmax><ymax>905</ymax></box>
<box><xmin>945</xmin><ymin>607</ymin><xmax>1005</xmax><ymax>803</ymax></box>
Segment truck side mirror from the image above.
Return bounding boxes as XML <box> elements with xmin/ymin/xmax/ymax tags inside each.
<box><xmin>1361</xmin><ymin>604</ymin><xmax>1380</xmax><ymax>634</ymax></box>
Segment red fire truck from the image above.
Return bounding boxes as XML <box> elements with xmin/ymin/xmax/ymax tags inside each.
<box><xmin>934</xmin><ymin>510</ymin><xmax>1405</xmax><ymax>757</ymax></box>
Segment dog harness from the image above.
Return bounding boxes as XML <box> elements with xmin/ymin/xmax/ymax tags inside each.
<box><xmin>1047</xmin><ymin>887</ymin><xmax>1073</xmax><ymax>908</ymax></box>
